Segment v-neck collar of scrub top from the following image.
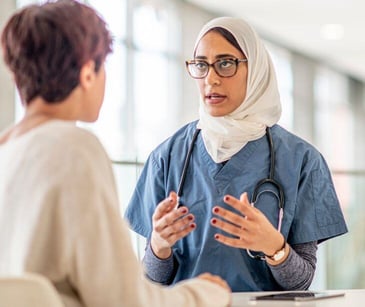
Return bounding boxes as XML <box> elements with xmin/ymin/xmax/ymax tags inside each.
<box><xmin>197</xmin><ymin>133</ymin><xmax>264</xmax><ymax>194</ymax></box>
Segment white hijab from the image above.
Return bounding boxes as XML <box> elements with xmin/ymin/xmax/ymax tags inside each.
<box><xmin>194</xmin><ymin>17</ymin><xmax>282</xmax><ymax>163</ymax></box>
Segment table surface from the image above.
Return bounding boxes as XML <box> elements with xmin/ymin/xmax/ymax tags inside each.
<box><xmin>231</xmin><ymin>289</ymin><xmax>364</xmax><ymax>307</ymax></box>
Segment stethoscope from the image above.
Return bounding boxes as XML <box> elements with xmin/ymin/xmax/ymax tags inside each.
<box><xmin>177</xmin><ymin>126</ymin><xmax>285</xmax><ymax>261</ymax></box>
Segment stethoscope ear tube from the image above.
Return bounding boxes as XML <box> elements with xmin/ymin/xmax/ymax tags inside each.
<box><xmin>176</xmin><ymin>128</ymin><xmax>201</xmax><ymax>207</ymax></box>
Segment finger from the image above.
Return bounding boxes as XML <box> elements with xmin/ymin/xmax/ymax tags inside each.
<box><xmin>158</xmin><ymin>214</ymin><xmax>195</xmax><ymax>239</ymax></box>
<box><xmin>154</xmin><ymin>206</ymin><xmax>189</xmax><ymax>232</ymax></box>
<box><xmin>152</xmin><ymin>192</ymin><xmax>178</xmax><ymax>221</ymax></box>
<box><xmin>171</xmin><ymin>213</ymin><xmax>195</xmax><ymax>232</ymax></box>
<box><xmin>212</xmin><ymin>206</ymin><xmax>248</xmax><ymax>228</ymax></box>
<box><xmin>223</xmin><ymin>194</ymin><xmax>256</xmax><ymax>219</ymax></box>
<box><xmin>211</xmin><ymin>214</ymin><xmax>256</xmax><ymax>239</ymax></box>
<box><xmin>213</xmin><ymin>232</ymin><xmax>252</xmax><ymax>249</ymax></box>
<box><xmin>240</xmin><ymin>192</ymin><xmax>261</xmax><ymax>214</ymax></box>
<box><xmin>211</xmin><ymin>217</ymin><xmax>241</xmax><ymax>238</ymax></box>
<box><xmin>240</xmin><ymin>192</ymin><xmax>250</xmax><ymax>204</ymax></box>
<box><xmin>167</xmin><ymin>222</ymin><xmax>196</xmax><ymax>244</ymax></box>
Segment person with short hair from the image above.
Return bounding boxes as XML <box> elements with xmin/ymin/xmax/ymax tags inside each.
<box><xmin>0</xmin><ymin>1</ymin><xmax>231</xmax><ymax>306</ymax></box>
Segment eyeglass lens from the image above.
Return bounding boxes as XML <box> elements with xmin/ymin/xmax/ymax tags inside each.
<box><xmin>188</xmin><ymin>59</ymin><xmax>239</xmax><ymax>78</ymax></box>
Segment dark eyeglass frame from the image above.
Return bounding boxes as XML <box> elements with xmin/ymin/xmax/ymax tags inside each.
<box><xmin>185</xmin><ymin>58</ymin><xmax>248</xmax><ymax>79</ymax></box>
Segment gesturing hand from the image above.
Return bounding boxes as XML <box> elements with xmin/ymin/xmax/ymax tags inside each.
<box><xmin>150</xmin><ymin>191</ymin><xmax>196</xmax><ymax>259</ymax></box>
<box><xmin>210</xmin><ymin>192</ymin><xmax>284</xmax><ymax>257</ymax></box>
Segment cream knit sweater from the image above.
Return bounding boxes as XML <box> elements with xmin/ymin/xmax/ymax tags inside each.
<box><xmin>0</xmin><ymin>120</ymin><xmax>230</xmax><ymax>307</ymax></box>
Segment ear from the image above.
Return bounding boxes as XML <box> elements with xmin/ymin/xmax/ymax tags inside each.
<box><xmin>79</xmin><ymin>60</ymin><xmax>96</xmax><ymax>90</ymax></box>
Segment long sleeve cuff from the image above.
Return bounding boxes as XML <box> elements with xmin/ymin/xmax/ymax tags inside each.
<box><xmin>142</xmin><ymin>242</ymin><xmax>176</xmax><ymax>285</ymax></box>
<box><xmin>269</xmin><ymin>241</ymin><xmax>317</xmax><ymax>290</ymax></box>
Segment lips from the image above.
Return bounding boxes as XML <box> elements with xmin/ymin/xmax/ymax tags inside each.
<box><xmin>205</xmin><ymin>93</ymin><xmax>226</xmax><ymax>104</ymax></box>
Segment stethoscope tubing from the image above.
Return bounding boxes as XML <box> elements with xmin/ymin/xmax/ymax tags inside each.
<box><xmin>176</xmin><ymin>128</ymin><xmax>201</xmax><ymax>207</ymax></box>
<box><xmin>177</xmin><ymin>126</ymin><xmax>285</xmax><ymax>260</ymax></box>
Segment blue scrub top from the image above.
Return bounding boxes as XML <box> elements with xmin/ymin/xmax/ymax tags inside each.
<box><xmin>125</xmin><ymin>122</ymin><xmax>348</xmax><ymax>292</ymax></box>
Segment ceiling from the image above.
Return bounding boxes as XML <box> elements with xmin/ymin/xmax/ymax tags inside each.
<box><xmin>187</xmin><ymin>0</ymin><xmax>365</xmax><ymax>82</ymax></box>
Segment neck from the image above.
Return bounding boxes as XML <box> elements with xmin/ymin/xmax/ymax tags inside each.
<box><xmin>0</xmin><ymin>111</ymin><xmax>55</xmax><ymax>145</ymax></box>
<box><xmin>24</xmin><ymin>95</ymin><xmax>80</xmax><ymax>121</ymax></box>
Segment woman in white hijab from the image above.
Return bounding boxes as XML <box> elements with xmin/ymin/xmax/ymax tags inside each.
<box><xmin>125</xmin><ymin>17</ymin><xmax>347</xmax><ymax>292</ymax></box>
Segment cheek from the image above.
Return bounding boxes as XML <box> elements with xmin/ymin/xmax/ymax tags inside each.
<box><xmin>234</xmin><ymin>73</ymin><xmax>248</xmax><ymax>102</ymax></box>
<box><xmin>196</xmin><ymin>80</ymin><xmax>205</xmax><ymax>96</ymax></box>
<box><xmin>100</xmin><ymin>74</ymin><xmax>106</xmax><ymax>96</ymax></box>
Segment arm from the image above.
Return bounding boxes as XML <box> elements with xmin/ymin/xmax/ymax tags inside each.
<box><xmin>268</xmin><ymin>241</ymin><xmax>317</xmax><ymax>290</ymax></box>
<box><xmin>67</xmin><ymin>141</ymin><xmax>230</xmax><ymax>307</ymax></box>
<box><xmin>143</xmin><ymin>241</ymin><xmax>178</xmax><ymax>285</ymax></box>
<box><xmin>139</xmin><ymin>191</ymin><xmax>195</xmax><ymax>285</ymax></box>
<box><xmin>210</xmin><ymin>192</ymin><xmax>317</xmax><ymax>290</ymax></box>
<box><xmin>70</xmin><ymin>202</ymin><xmax>231</xmax><ymax>307</ymax></box>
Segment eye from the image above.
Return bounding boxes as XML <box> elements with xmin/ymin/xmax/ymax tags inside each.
<box><xmin>218</xmin><ymin>59</ymin><xmax>235</xmax><ymax>69</ymax></box>
<box><xmin>194</xmin><ymin>61</ymin><xmax>208</xmax><ymax>71</ymax></box>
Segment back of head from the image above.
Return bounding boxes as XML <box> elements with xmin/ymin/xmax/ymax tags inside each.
<box><xmin>1</xmin><ymin>0</ymin><xmax>113</xmax><ymax>104</ymax></box>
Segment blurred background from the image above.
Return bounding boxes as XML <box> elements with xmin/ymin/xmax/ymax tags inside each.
<box><xmin>1</xmin><ymin>0</ymin><xmax>364</xmax><ymax>291</ymax></box>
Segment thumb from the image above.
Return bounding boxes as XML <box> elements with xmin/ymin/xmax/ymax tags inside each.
<box><xmin>240</xmin><ymin>192</ymin><xmax>250</xmax><ymax>205</ymax></box>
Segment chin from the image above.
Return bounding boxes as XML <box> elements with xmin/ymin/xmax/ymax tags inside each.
<box><xmin>90</xmin><ymin>115</ymin><xmax>99</xmax><ymax>122</ymax></box>
<box><xmin>83</xmin><ymin>114</ymin><xmax>99</xmax><ymax>123</ymax></box>
<box><xmin>206</xmin><ymin>108</ymin><xmax>229</xmax><ymax>117</ymax></box>
<box><xmin>203</xmin><ymin>102</ymin><xmax>230</xmax><ymax>117</ymax></box>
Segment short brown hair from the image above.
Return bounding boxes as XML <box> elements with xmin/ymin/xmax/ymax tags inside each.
<box><xmin>1</xmin><ymin>0</ymin><xmax>113</xmax><ymax>104</ymax></box>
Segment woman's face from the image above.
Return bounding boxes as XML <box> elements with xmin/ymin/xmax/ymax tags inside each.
<box><xmin>194</xmin><ymin>31</ymin><xmax>248</xmax><ymax>117</ymax></box>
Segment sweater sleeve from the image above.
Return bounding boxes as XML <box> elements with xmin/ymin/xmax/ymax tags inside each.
<box><xmin>65</xmin><ymin>140</ymin><xmax>230</xmax><ymax>307</ymax></box>
<box><xmin>71</xmin><ymin>202</ymin><xmax>230</xmax><ymax>307</ymax></box>
<box><xmin>143</xmin><ymin>241</ymin><xmax>178</xmax><ymax>285</ymax></box>
<box><xmin>269</xmin><ymin>241</ymin><xmax>317</xmax><ymax>290</ymax></box>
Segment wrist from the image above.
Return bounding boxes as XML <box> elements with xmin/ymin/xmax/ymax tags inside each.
<box><xmin>150</xmin><ymin>240</ymin><xmax>172</xmax><ymax>260</ymax></box>
<box><xmin>265</xmin><ymin>240</ymin><xmax>289</xmax><ymax>265</ymax></box>
<box><xmin>263</xmin><ymin>232</ymin><xmax>285</xmax><ymax>255</ymax></box>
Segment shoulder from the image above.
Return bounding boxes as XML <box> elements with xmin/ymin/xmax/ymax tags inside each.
<box><xmin>51</xmin><ymin>121</ymin><xmax>104</xmax><ymax>148</ymax></box>
<box><xmin>32</xmin><ymin>120</ymin><xmax>112</xmax><ymax>177</ymax></box>
<box><xmin>272</xmin><ymin>125</ymin><xmax>322</xmax><ymax>156</ymax></box>
<box><xmin>45</xmin><ymin>121</ymin><xmax>108</xmax><ymax>159</ymax></box>
<box><xmin>271</xmin><ymin>124</ymin><xmax>329</xmax><ymax>170</ymax></box>
<box><xmin>40</xmin><ymin>121</ymin><xmax>117</xmax><ymax>205</ymax></box>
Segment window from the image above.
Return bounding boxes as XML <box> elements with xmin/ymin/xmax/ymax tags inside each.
<box><xmin>266</xmin><ymin>42</ymin><xmax>293</xmax><ymax>131</ymax></box>
<box><xmin>314</xmin><ymin>67</ymin><xmax>364</xmax><ymax>289</ymax></box>
<box><xmin>14</xmin><ymin>0</ymin><xmax>365</xmax><ymax>290</ymax></box>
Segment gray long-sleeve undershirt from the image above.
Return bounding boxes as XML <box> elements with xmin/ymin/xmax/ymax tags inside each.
<box><xmin>143</xmin><ymin>241</ymin><xmax>317</xmax><ymax>290</ymax></box>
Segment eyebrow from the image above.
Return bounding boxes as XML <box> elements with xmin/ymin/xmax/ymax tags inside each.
<box><xmin>194</xmin><ymin>54</ymin><xmax>237</xmax><ymax>60</ymax></box>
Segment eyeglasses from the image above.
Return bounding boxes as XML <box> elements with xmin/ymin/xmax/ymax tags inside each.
<box><xmin>185</xmin><ymin>58</ymin><xmax>248</xmax><ymax>79</ymax></box>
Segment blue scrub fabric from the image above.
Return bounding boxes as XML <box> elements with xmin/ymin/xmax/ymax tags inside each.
<box><xmin>124</xmin><ymin>122</ymin><xmax>348</xmax><ymax>292</ymax></box>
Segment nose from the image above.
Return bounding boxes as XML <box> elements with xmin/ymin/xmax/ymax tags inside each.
<box><xmin>204</xmin><ymin>65</ymin><xmax>221</xmax><ymax>86</ymax></box>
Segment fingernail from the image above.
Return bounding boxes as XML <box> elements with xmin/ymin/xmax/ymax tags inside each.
<box><xmin>214</xmin><ymin>234</ymin><xmax>220</xmax><ymax>239</ymax></box>
<box><xmin>211</xmin><ymin>218</ymin><xmax>217</xmax><ymax>224</ymax></box>
<box><xmin>180</xmin><ymin>208</ymin><xmax>187</xmax><ymax>214</ymax></box>
<box><xmin>224</xmin><ymin>196</ymin><xmax>230</xmax><ymax>201</ymax></box>
<box><xmin>188</xmin><ymin>215</ymin><xmax>194</xmax><ymax>221</ymax></box>
<box><xmin>213</xmin><ymin>207</ymin><xmax>219</xmax><ymax>213</ymax></box>
<box><xmin>190</xmin><ymin>223</ymin><xmax>196</xmax><ymax>228</ymax></box>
